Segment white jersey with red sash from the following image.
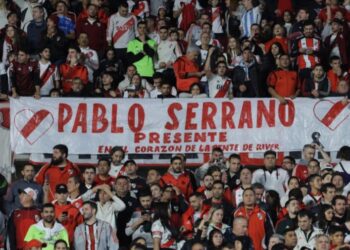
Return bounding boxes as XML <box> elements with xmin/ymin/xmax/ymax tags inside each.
<box><xmin>107</xmin><ymin>12</ymin><xmax>137</xmax><ymax>49</ymax></box>
<box><xmin>132</xmin><ymin>0</ymin><xmax>149</xmax><ymax>19</ymax></box>
<box><xmin>39</xmin><ymin>61</ymin><xmax>58</xmax><ymax>96</ymax></box>
<box><xmin>208</xmin><ymin>74</ymin><xmax>232</xmax><ymax>98</ymax></box>
<box><xmin>297</xmin><ymin>37</ymin><xmax>321</xmax><ymax>69</ymax></box>
<box><xmin>109</xmin><ymin>163</ymin><xmax>127</xmax><ymax>178</ymax></box>
<box><xmin>151</xmin><ymin>219</ymin><xmax>177</xmax><ymax>249</ymax></box>
<box><xmin>211</xmin><ymin>6</ymin><xmax>223</xmax><ymax>34</ymax></box>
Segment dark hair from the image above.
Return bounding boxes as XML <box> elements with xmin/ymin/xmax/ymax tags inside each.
<box><xmin>123</xmin><ymin>159</ymin><xmax>137</xmax><ymax>167</ymax></box>
<box><xmin>337</xmin><ymin>146</ymin><xmax>350</xmax><ymax>161</ymax></box>
<box><xmin>208</xmin><ymin>229</ymin><xmax>223</xmax><ymax>248</ymax></box>
<box><xmin>153</xmin><ymin>72</ymin><xmax>163</xmax><ymax>80</ymax></box>
<box><xmin>170</xmin><ymin>156</ymin><xmax>182</xmax><ymax>164</ymax></box>
<box><xmin>137</xmin><ymin>188</ymin><xmax>152</xmax><ymax>199</ymax></box>
<box><xmin>98</xmin><ymin>157</ymin><xmax>111</xmax><ymax>166</ymax></box>
<box><xmin>137</xmin><ymin>21</ymin><xmax>147</xmax><ymax>27</ymax></box>
<box><xmin>68</xmin><ymin>45</ymin><xmax>81</xmax><ymax>53</ymax></box>
<box><xmin>328</xmin><ymin>225</ymin><xmax>344</xmax><ymax>235</ymax></box>
<box><xmin>83</xmin><ymin>200</ymin><xmax>98</xmax><ymax>212</ymax></box>
<box><xmin>212</xmin><ymin>147</ymin><xmax>223</xmax><ymax>154</ymax></box>
<box><xmin>284</xmin><ymin>156</ymin><xmax>296</xmax><ymax>165</ymax></box>
<box><xmin>264</xmin><ymin>150</ymin><xmax>276</xmax><ymax>158</ymax></box>
<box><xmin>49</xmin><ymin>88</ymin><xmax>60</xmax><ymax>96</ymax></box>
<box><xmin>330</xmin><ymin>55</ymin><xmax>341</xmax><ymax>63</ymax></box>
<box><xmin>207</xmin><ymin>166</ymin><xmax>221</xmax><ymax>175</ymax></box>
<box><xmin>189</xmin><ymin>83</ymin><xmax>203</xmax><ymax>93</ymax></box>
<box><xmin>42</xmin><ymin>203</ymin><xmax>55</xmax><ymax>210</ymax></box>
<box><xmin>321</xmin><ymin>183</ymin><xmax>336</xmax><ymax>194</ymax></box>
<box><xmin>84</xmin><ymin>166</ymin><xmax>96</xmax><ymax>173</ymax></box>
<box><xmin>308</xmin><ymin>159</ymin><xmax>320</xmax><ymax>167</ymax></box>
<box><xmin>212</xmin><ymin>180</ymin><xmax>224</xmax><ymax>188</ymax></box>
<box><xmin>189</xmin><ymin>192</ymin><xmax>204</xmax><ymax>199</ymax></box>
<box><xmin>54</xmin><ymin>239</ymin><xmax>68</xmax><ymax>248</ymax></box>
<box><xmin>308</xmin><ymin>174</ymin><xmax>321</xmax><ymax>183</ymax></box>
<box><xmin>119</xmin><ymin>2</ymin><xmax>129</xmax><ymax>8</ymax></box>
<box><xmin>53</xmin><ymin>144</ymin><xmax>68</xmax><ymax>157</ymax></box>
<box><xmin>252</xmin><ymin>183</ymin><xmax>265</xmax><ymax>190</ymax></box>
<box><xmin>297</xmin><ymin>209</ymin><xmax>313</xmax><ymax>220</ymax></box>
<box><xmin>332</xmin><ymin>195</ymin><xmax>346</xmax><ymax>205</ymax></box>
<box><xmin>115</xmin><ymin>175</ymin><xmax>130</xmax><ymax>182</ymax></box>
<box><xmin>288</xmin><ymin>176</ymin><xmax>300</xmax><ymax>186</ymax></box>
<box><xmin>317</xmin><ymin>204</ymin><xmax>333</xmax><ymax>230</ymax></box>
<box><xmin>303</xmin><ymin>20</ymin><xmax>314</xmax><ymax>27</ymax></box>
<box><xmin>7</xmin><ymin>11</ymin><xmax>17</xmax><ymax>19</ymax></box>
<box><xmin>228</xmin><ymin>153</ymin><xmax>241</xmax><ymax>161</ymax></box>
<box><xmin>288</xmin><ymin>188</ymin><xmax>303</xmax><ymax>201</ymax></box>
<box><xmin>153</xmin><ymin>202</ymin><xmax>178</xmax><ymax>239</ymax></box>
<box><xmin>110</xmin><ymin>146</ymin><xmax>125</xmax><ymax>158</ymax></box>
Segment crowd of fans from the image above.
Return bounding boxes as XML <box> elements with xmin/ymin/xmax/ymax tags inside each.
<box><xmin>0</xmin><ymin>0</ymin><xmax>348</xmax><ymax>99</ymax></box>
<box><xmin>2</xmin><ymin>144</ymin><xmax>350</xmax><ymax>250</ymax></box>
<box><xmin>0</xmin><ymin>0</ymin><xmax>350</xmax><ymax>249</ymax></box>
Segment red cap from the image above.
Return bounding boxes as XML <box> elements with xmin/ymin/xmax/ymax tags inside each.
<box><xmin>24</xmin><ymin>239</ymin><xmax>47</xmax><ymax>249</ymax></box>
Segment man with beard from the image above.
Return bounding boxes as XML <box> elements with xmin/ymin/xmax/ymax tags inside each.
<box><xmin>114</xmin><ymin>176</ymin><xmax>138</xmax><ymax>247</ymax></box>
<box><xmin>275</xmin><ymin>198</ymin><xmax>300</xmax><ymax>234</ymax></box>
<box><xmin>161</xmin><ymin>156</ymin><xmax>194</xmax><ymax>200</ymax></box>
<box><xmin>332</xmin><ymin>195</ymin><xmax>347</xmax><ymax>225</ymax></box>
<box><xmin>126</xmin><ymin>189</ymin><xmax>154</xmax><ymax>248</ymax></box>
<box><xmin>25</xmin><ymin>203</ymin><xmax>69</xmax><ymax>249</ymax></box>
<box><xmin>74</xmin><ymin>201</ymin><xmax>119</xmax><ymax>250</ymax></box>
<box><xmin>204</xmin><ymin>181</ymin><xmax>235</xmax><ymax>225</ymax></box>
<box><xmin>35</xmin><ymin>144</ymin><xmax>80</xmax><ymax>202</ymax></box>
<box><xmin>181</xmin><ymin>192</ymin><xmax>210</xmax><ymax>239</ymax></box>
<box><xmin>196</xmin><ymin>173</ymin><xmax>214</xmax><ymax>199</ymax></box>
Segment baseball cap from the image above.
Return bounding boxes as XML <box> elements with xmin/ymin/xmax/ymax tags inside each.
<box><xmin>24</xmin><ymin>239</ymin><xmax>47</xmax><ymax>249</ymax></box>
<box><xmin>55</xmin><ymin>184</ymin><xmax>68</xmax><ymax>194</ymax></box>
<box><xmin>320</xmin><ymin>162</ymin><xmax>333</xmax><ymax>171</ymax></box>
<box><xmin>18</xmin><ymin>187</ymin><xmax>38</xmax><ymax>201</ymax></box>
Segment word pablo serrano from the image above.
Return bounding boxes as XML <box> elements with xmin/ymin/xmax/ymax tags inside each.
<box><xmin>57</xmin><ymin>100</ymin><xmax>295</xmax><ymax>134</ymax></box>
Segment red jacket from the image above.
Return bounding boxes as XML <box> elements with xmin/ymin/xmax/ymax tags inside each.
<box><xmin>161</xmin><ymin>171</ymin><xmax>194</xmax><ymax>200</ymax></box>
<box><xmin>181</xmin><ymin>204</ymin><xmax>211</xmax><ymax>237</ymax></box>
<box><xmin>35</xmin><ymin>160</ymin><xmax>81</xmax><ymax>202</ymax></box>
<box><xmin>173</xmin><ymin>55</ymin><xmax>200</xmax><ymax>92</ymax></box>
<box><xmin>76</xmin><ymin>17</ymin><xmax>107</xmax><ymax>52</ymax></box>
<box><xmin>197</xmin><ymin>186</ymin><xmax>233</xmax><ymax>205</ymax></box>
<box><xmin>94</xmin><ymin>175</ymin><xmax>116</xmax><ymax>187</ymax></box>
<box><xmin>234</xmin><ymin>205</ymin><xmax>274</xmax><ymax>250</ymax></box>
<box><xmin>59</xmin><ymin>63</ymin><xmax>89</xmax><ymax>93</ymax></box>
<box><xmin>8</xmin><ymin>207</ymin><xmax>41</xmax><ymax>249</ymax></box>
<box><xmin>53</xmin><ymin>201</ymin><xmax>83</xmax><ymax>244</ymax></box>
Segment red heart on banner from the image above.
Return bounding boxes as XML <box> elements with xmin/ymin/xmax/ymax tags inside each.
<box><xmin>313</xmin><ymin>100</ymin><xmax>350</xmax><ymax>131</ymax></box>
<box><xmin>14</xmin><ymin>109</ymin><xmax>54</xmax><ymax>145</ymax></box>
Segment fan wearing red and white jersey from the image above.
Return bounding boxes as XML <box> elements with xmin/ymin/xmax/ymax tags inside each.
<box><xmin>173</xmin><ymin>0</ymin><xmax>202</xmax><ymax>31</ymax></box>
<box><xmin>131</xmin><ymin>0</ymin><xmax>150</xmax><ymax>20</ymax></box>
<box><xmin>39</xmin><ymin>47</ymin><xmax>59</xmax><ymax>96</ymax></box>
<box><xmin>209</xmin><ymin>0</ymin><xmax>224</xmax><ymax>36</ymax></box>
<box><xmin>107</xmin><ymin>2</ymin><xmax>137</xmax><ymax>61</ymax></box>
<box><xmin>205</xmin><ymin>47</ymin><xmax>233</xmax><ymax>98</ymax></box>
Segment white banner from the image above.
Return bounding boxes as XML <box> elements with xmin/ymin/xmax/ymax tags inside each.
<box><xmin>10</xmin><ymin>97</ymin><xmax>350</xmax><ymax>154</ymax></box>
<box><xmin>0</xmin><ymin>101</ymin><xmax>12</xmax><ymax>181</ymax></box>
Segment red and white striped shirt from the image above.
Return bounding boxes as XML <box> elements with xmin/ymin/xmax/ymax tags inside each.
<box><xmin>296</xmin><ymin>37</ymin><xmax>321</xmax><ymax>69</ymax></box>
<box><xmin>106</xmin><ymin>13</ymin><xmax>137</xmax><ymax>49</ymax></box>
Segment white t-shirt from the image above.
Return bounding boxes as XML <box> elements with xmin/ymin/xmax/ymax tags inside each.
<box><xmin>208</xmin><ymin>74</ymin><xmax>232</xmax><ymax>98</ymax></box>
<box><xmin>39</xmin><ymin>61</ymin><xmax>59</xmax><ymax>96</ymax></box>
<box><xmin>107</xmin><ymin>13</ymin><xmax>138</xmax><ymax>49</ymax></box>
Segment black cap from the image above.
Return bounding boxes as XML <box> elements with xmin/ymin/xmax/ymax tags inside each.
<box><xmin>55</xmin><ymin>184</ymin><xmax>68</xmax><ymax>194</ymax></box>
